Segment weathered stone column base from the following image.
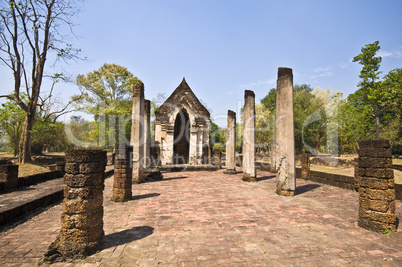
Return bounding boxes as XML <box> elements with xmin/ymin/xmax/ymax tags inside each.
<box><xmin>41</xmin><ymin>149</ymin><xmax>106</xmax><ymax>264</ymax></box>
<box><xmin>276</xmin><ymin>189</ymin><xmax>295</xmax><ymax>196</ymax></box>
<box><xmin>242</xmin><ymin>173</ymin><xmax>257</xmax><ymax>182</ymax></box>
<box><xmin>357</xmin><ymin>140</ymin><xmax>398</xmax><ymax>233</ymax></box>
<box><xmin>358</xmin><ymin>209</ymin><xmax>397</xmax><ymax>233</ymax></box>
<box><xmin>112</xmin><ymin>181</ymin><xmax>132</xmax><ymax>202</ymax></box>
<box><xmin>224</xmin><ymin>169</ymin><xmax>237</xmax><ymax>175</ymax></box>
<box><xmin>132</xmin><ymin>168</ymin><xmax>144</xmax><ymax>184</ymax></box>
<box><xmin>144</xmin><ymin>168</ymin><xmax>163</xmax><ymax>181</ymax></box>
<box><xmin>42</xmin><ymin>233</ymin><xmax>103</xmax><ymax>263</ymax></box>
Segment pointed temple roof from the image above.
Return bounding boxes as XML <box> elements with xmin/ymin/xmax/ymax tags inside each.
<box><xmin>155</xmin><ymin>78</ymin><xmax>210</xmax><ymax>125</ymax></box>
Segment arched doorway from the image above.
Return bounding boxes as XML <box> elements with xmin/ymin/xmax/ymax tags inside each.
<box><xmin>173</xmin><ymin>109</ymin><xmax>190</xmax><ymax>164</ymax></box>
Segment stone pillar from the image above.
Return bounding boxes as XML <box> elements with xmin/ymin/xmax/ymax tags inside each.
<box><xmin>213</xmin><ymin>149</ymin><xmax>222</xmax><ymax>169</ymax></box>
<box><xmin>189</xmin><ymin>127</ymin><xmax>198</xmax><ymax>165</ymax></box>
<box><xmin>357</xmin><ymin>140</ymin><xmax>397</xmax><ymax>233</ymax></box>
<box><xmin>113</xmin><ymin>144</ymin><xmax>133</xmax><ymax>202</ymax></box>
<box><xmin>275</xmin><ymin>67</ymin><xmax>296</xmax><ymax>196</ymax></box>
<box><xmin>144</xmin><ymin>100</ymin><xmax>151</xmax><ymax>169</ymax></box>
<box><xmin>270</xmin><ymin>141</ymin><xmax>276</xmax><ymax>172</ymax></box>
<box><xmin>197</xmin><ymin>127</ymin><xmax>204</xmax><ymax>165</ymax></box>
<box><xmin>0</xmin><ymin>160</ymin><xmax>18</xmax><ymax>189</ymax></box>
<box><xmin>131</xmin><ymin>82</ymin><xmax>144</xmax><ymax>183</ymax></box>
<box><xmin>301</xmin><ymin>153</ymin><xmax>310</xmax><ymax>179</ymax></box>
<box><xmin>242</xmin><ymin>90</ymin><xmax>257</xmax><ymax>182</ymax></box>
<box><xmin>224</xmin><ymin>110</ymin><xmax>236</xmax><ymax>174</ymax></box>
<box><xmin>46</xmin><ymin>149</ymin><xmax>106</xmax><ymax>262</ymax></box>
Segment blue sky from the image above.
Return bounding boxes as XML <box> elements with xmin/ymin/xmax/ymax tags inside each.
<box><xmin>1</xmin><ymin>0</ymin><xmax>402</xmax><ymax>127</ymax></box>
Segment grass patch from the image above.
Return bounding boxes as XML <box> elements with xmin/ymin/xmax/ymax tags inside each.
<box><xmin>310</xmin><ymin>165</ymin><xmax>402</xmax><ymax>185</ymax></box>
<box><xmin>18</xmin><ymin>163</ymin><xmax>50</xmax><ymax>177</ymax></box>
<box><xmin>394</xmin><ymin>158</ymin><xmax>402</xmax><ymax>165</ymax></box>
<box><xmin>0</xmin><ymin>152</ymin><xmax>14</xmax><ymax>159</ymax></box>
<box><xmin>310</xmin><ymin>166</ymin><xmax>355</xmax><ymax>177</ymax></box>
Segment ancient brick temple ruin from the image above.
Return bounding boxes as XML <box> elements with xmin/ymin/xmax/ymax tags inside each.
<box><xmin>154</xmin><ymin>78</ymin><xmax>211</xmax><ymax>166</ymax></box>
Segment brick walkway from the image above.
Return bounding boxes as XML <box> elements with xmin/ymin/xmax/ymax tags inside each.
<box><xmin>1</xmin><ymin>168</ymin><xmax>402</xmax><ymax>266</ymax></box>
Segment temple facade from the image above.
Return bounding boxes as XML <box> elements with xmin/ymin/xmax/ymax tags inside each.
<box><xmin>154</xmin><ymin>78</ymin><xmax>211</xmax><ymax>165</ymax></box>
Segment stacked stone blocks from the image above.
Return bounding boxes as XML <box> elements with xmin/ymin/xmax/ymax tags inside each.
<box><xmin>357</xmin><ymin>140</ymin><xmax>397</xmax><ymax>233</ymax></box>
<box><xmin>45</xmin><ymin>149</ymin><xmax>106</xmax><ymax>262</ymax></box>
<box><xmin>301</xmin><ymin>153</ymin><xmax>310</xmax><ymax>179</ymax></box>
<box><xmin>0</xmin><ymin>159</ymin><xmax>18</xmax><ymax>189</ymax></box>
<box><xmin>213</xmin><ymin>149</ymin><xmax>222</xmax><ymax>169</ymax></box>
<box><xmin>113</xmin><ymin>144</ymin><xmax>133</xmax><ymax>202</ymax></box>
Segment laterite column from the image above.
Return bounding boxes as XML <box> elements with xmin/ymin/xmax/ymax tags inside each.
<box><xmin>44</xmin><ymin>149</ymin><xmax>106</xmax><ymax>262</ymax></box>
<box><xmin>275</xmin><ymin>67</ymin><xmax>295</xmax><ymax>196</ymax></box>
<box><xmin>113</xmin><ymin>144</ymin><xmax>133</xmax><ymax>202</ymax></box>
<box><xmin>213</xmin><ymin>149</ymin><xmax>222</xmax><ymax>169</ymax></box>
<box><xmin>357</xmin><ymin>140</ymin><xmax>397</xmax><ymax>233</ymax></box>
<box><xmin>270</xmin><ymin>141</ymin><xmax>276</xmax><ymax>172</ymax></box>
<box><xmin>224</xmin><ymin>110</ymin><xmax>236</xmax><ymax>174</ymax></box>
<box><xmin>242</xmin><ymin>90</ymin><xmax>257</xmax><ymax>182</ymax></box>
<box><xmin>131</xmin><ymin>82</ymin><xmax>144</xmax><ymax>183</ymax></box>
<box><xmin>144</xmin><ymin>100</ymin><xmax>151</xmax><ymax>169</ymax></box>
<box><xmin>301</xmin><ymin>153</ymin><xmax>310</xmax><ymax>179</ymax></box>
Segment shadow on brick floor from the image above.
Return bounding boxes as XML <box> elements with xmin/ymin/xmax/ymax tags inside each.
<box><xmin>257</xmin><ymin>175</ymin><xmax>275</xmax><ymax>182</ymax></box>
<box><xmin>102</xmin><ymin>226</ymin><xmax>154</xmax><ymax>249</ymax></box>
<box><xmin>296</xmin><ymin>183</ymin><xmax>321</xmax><ymax>195</ymax></box>
<box><xmin>132</xmin><ymin>193</ymin><xmax>161</xmax><ymax>200</ymax></box>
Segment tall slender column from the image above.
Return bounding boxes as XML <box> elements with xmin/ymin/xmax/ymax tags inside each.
<box><xmin>270</xmin><ymin>141</ymin><xmax>276</xmax><ymax>172</ymax></box>
<box><xmin>131</xmin><ymin>82</ymin><xmax>144</xmax><ymax>183</ymax></box>
<box><xmin>197</xmin><ymin>127</ymin><xmax>204</xmax><ymax>165</ymax></box>
<box><xmin>242</xmin><ymin>90</ymin><xmax>257</xmax><ymax>182</ymax></box>
<box><xmin>143</xmin><ymin>100</ymin><xmax>151</xmax><ymax>169</ymax></box>
<box><xmin>275</xmin><ymin>67</ymin><xmax>296</xmax><ymax>196</ymax></box>
<box><xmin>224</xmin><ymin>110</ymin><xmax>236</xmax><ymax>174</ymax></box>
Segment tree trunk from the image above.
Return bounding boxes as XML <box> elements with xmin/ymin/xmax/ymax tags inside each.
<box><xmin>18</xmin><ymin>111</ymin><xmax>35</xmax><ymax>164</ymax></box>
<box><xmin>375</xmin><ymin>105</ymin><xmax>380</xmax><ymax>140</ymax></box>
<box><xmin>13</xmin><ymin>143</ymin><xmax>18</xmax><ymax>157</ymax></box>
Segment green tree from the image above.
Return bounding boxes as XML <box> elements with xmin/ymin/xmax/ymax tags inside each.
<box><xmin>352</xmin><ymin>41</ymin><xmax>399</xmax><ymax>140</ymax></box>
<box><xmin>31</xmin><ymin>121</ymin><xmax>70</xmax><ymax>154</ymax></box>
<box><xmin>0</xmin><ymin>96</ymin><xmax>26</xmax><ymax>156</ymax></box>
<box><xmin>209</xmin><ymin>120</ymin><xmax>226</xmax><ymax>151</ymax></box>
<box><xmin>75</xmin><ymin>63</ymin><xmax>141</xmax><ymax>148</ymax></box>
<box><xmin>0</xmin><ymin>0</ymin><xmax>82</xmax><ymax>163</ymax></box>
<box><xmin>255</xmin><ymin>103</ymin><xmax>272</xmax><ymax>152</ymax></box>
<box><xmin>260</xmin><ymin>85</ymin><xmax>327</xmax><ymax>154</ymax></box>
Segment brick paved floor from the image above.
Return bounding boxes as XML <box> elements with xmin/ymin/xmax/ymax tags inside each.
<box><xmin>0</xmin><ymin>168</ymin><xmax>402</xmax><ymax>266</ymax></box>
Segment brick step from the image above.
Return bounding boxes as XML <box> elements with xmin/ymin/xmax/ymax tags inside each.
<box><xmin>0</xmin><ymin>167</ymin><xmax>114</xmax><ymax>227</ymax></box>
